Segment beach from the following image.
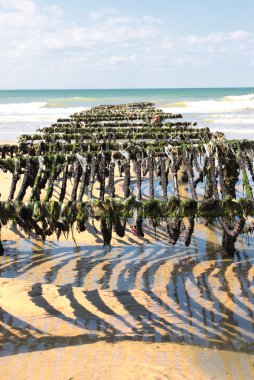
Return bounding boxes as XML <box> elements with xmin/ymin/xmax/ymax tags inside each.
<box><xmin>1</xmin><ymin>235</ymin><xmax>254</xmax><ymax>379</ymax></box>
<box><xmin>0</xmin><ymin>91</ymin><xmax>254</xmax><ymax>380</ymax></box>
<box><xmin>1</xmin><ymin>88</ymin><xmax>254</xmax><ymax>142</ymax></box>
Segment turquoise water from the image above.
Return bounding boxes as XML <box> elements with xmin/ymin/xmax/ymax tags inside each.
<box><xmin>0</xmin><ymin>88</ymin><xmax>254</xmax><ymax>141</ymax></box>
<box><xmin>0</xmin><ymin>87</ymin><xmax>253</xmax><ymax>106</ymax></box>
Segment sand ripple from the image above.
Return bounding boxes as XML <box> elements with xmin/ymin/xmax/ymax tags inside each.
<box><xmin>1</xmin><ymin>243</ymin><xmax>254</xmax><ymax>355</ymax></box>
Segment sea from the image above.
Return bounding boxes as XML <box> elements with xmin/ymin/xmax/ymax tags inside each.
<box><xmin>0</xmin><ymin>87</ymin><xmax>254</xmax><ymax>141</ymax></box>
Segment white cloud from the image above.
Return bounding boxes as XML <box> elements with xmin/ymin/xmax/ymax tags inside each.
<box><xmin>102</xmin><ymin>55</ymin><xmax>126</xmax><ymax>65</ymax></box>
<box><xmin>0</xmin><ymin>0</ymin><xmax>253</xmax><ymax>87</ymax></box>
<box><xmin>0</xmin><ymin>0</ymin><xmax>36</xmax><ymax>12</ymax></box>
<box><xmin>44</xmin><ymin>4</ymin><xmax>63</xmax><ymax>18</ymax></box>
<box><xmin>0</xmin><ymin>0</ymin><xmax>62</xmax><ymax>40</ymax></box>
<box><xmin>143</xmin><ymin>15</ymin><xmax>163</xmax><ymax>24</ymax></box>
<box><xmin>105</xmin><ymin>16</ymin><xmax>136</xmax><ymax>27</ymax></box>
<box><xmin>184</xmin><ymin>30</ymin><xmax>252</xmax><ymax>45</ymax></box>
<box><xmin>0</xmin><ymin>3</ymin><xmax>160</xmax><ymax>59</ymax></box>
<box><xmin>89</xmin><ymin>11</ymin><xmax>103</xmax><ymax>21</ymax></box>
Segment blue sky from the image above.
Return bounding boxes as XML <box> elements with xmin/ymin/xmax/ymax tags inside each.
<box><xmin>0</xmin><ymin>0</ymin><xmax>253</xmax><ymax>89</ymax></box>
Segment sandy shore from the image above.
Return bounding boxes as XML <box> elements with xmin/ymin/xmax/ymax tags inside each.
<box><xmin>1</xmin><ymin>340</ymin><xmax>254</xmax><ymax>380</ymax></box>
<box><xmin>1</xmin><ymin>142</ymin><xmax>254</xmax><ymax>379</ymax></box>
<box><xmin>1</xmin><ymin>234</ymin><xmax>254</xmax><ymax>379</ymax></box>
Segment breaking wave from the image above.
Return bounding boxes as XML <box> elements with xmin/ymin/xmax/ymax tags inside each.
<box><xmin>0</xmin><ymin>102</ymin><xmax>88</xmax><ymax>122</ymax></box>
<box><xmin>162</xmin><ymin>93</ymin><xmax>254</xmax><ymax>114</ymax></box>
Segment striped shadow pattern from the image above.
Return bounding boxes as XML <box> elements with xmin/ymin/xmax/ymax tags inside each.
<box><xmin>0</xmin><ymin>238</ymin><xmax>254</xmax><ymax>357</ymax></box>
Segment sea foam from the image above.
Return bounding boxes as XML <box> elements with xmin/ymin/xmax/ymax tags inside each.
<box><xmin>162</xmin><ymin>93</ymin><xmax>254</xmax><ymax>114</ymax></box>
<box><xmin>0</xmin><ymin>101</ymin><xmax>87</xmax><ymax>122</ymax></box>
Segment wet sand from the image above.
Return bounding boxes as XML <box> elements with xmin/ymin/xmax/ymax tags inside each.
<box><xmin>1</xmin><ymin>233</ymin><xmax>254</xmax><ymax>379</ymax></box>
<box><xmin>1</xmin><ymin>144</ymin><xmax>254</xmax><ymax>379</ymax></box>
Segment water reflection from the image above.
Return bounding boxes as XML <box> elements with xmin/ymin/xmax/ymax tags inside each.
<box><xmin>0</xmin><ymin>236</ymin><xmax>254</xmax><ymax>356</ymax></box>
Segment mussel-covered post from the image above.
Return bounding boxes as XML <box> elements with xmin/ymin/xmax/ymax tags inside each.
<box><xmin>148</xmin><ymin>154</ymin><xmax>154</xmax><ymax>199</ymax></box>
<box><xmin>124</xmin><ymin>157</ymin><xmax>131</xmax><ymax>198</ymax></box>
<box><xmin>136</xmin><ymin>155</ymin><xmax>142</xmax><ymax>201</ymax></box>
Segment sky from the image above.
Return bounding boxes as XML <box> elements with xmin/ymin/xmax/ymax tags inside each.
<box><xmin>0</xmin><ymin>0</ymin><xmax>254</xmax><ymax>89</ymax></box>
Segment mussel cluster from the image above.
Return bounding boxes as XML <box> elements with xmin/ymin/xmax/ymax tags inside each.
<box><xmin>0</xmin><ymin>102</ymin><xmax>254</xmax><ymax>255</ymax></box>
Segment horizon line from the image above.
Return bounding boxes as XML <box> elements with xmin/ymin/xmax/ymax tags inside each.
<box><xmin>0</xmin><ymin>86</ymin><xmax>254</xmax><ymax>91</ymax></box>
